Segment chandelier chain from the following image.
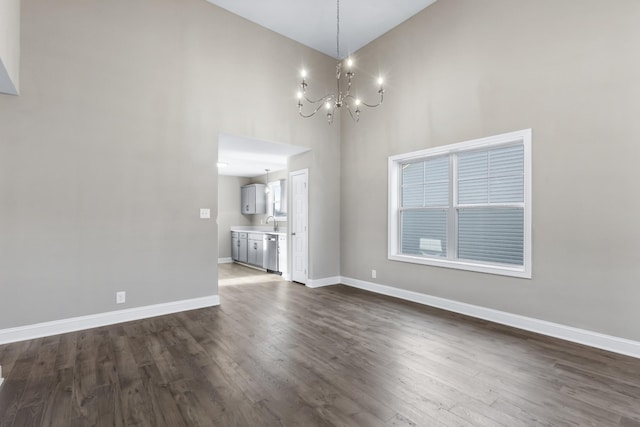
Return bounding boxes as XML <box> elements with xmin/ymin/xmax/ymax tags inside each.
<box><xmin>336</xmin><ymin>0</ymin><xmax>340</xmax><ymax>59</ymax></box>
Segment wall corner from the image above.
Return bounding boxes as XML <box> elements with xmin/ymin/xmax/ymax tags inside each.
<box><xmin>0</xmin><ymin>0</ymin><xmax>21</xmax><ymax>95</ymax></box>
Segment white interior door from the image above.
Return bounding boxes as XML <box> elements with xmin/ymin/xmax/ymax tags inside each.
<box><xmin>290</xmin><ymin>169</ymin><xmax>308</xmax><ymax>284</ymax></box>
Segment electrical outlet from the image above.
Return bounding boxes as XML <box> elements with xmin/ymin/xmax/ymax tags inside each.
<box><xmin>116</xmin><ymin>291</ymin><xmax>126</xmax><ymax>304</ymax></box>
<box><xmin>372</xmin><ymin>269</ymin><xmax>377</xmax><ymax>279</ymax></box>
<box><xmin>200</xmin><ymin>208</ymin><xmax>211</xmax><ymax>219</ymax></box>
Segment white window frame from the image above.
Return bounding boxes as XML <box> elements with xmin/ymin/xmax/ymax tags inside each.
<box><xmin>388</xmin><ymin>129</ymin><xmax>532</xmax><ymax>279</ymax></box>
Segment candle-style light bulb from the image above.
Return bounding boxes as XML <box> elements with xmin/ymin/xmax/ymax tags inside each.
<box><xmin>301</xmin><ymin>69</ymin><xmax>307</xmax><ymax>78</ymax></box>
<box><xmin>346</xmin><ymin>58</ymin><xmax>353</xmax><ymax>68</ymax></box>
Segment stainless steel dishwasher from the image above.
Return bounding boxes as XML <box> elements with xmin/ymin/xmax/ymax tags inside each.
<box><xmin>264</xmin><ymin>234</ymin><xmax>279</xmax><ymax>272</ymax></box>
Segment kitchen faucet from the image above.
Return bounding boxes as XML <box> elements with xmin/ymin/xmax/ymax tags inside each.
<box><xmin>266</xmin><ymin>216</ymin><xmax>279</xmax><ymax>232</ymax></box>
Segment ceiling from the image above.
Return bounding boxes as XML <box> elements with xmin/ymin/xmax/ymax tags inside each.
<box><xmin>218</xmin><ymin>133</ymin><xmax>311</xmax><ymax>177</ymax></box>
<box><xmin>206</xmin><ymin>0</ymin><xmax>438</xmax><ymax>59</ymax></box>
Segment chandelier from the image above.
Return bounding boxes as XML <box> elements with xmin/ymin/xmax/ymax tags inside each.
<box><xmin>296</xmin><ymin>0</ymin><xmax>384</xmax><ymax>124</ymax></box>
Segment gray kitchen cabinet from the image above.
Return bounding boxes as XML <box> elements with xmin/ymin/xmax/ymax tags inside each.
<box><xmin>231</xmin><ymin>232</ymin><xmax>239</xmax><ymax>261</ymax></box>
<box><xmin>247</xmin><ymin>233</ymin><xmax>264</xmax><ymax>267</ymax></box>
<box><xmin>231</xmin><ymin>231</ymin><xmax>249</xmax><ymax>263</ymax></box>
<box><xmin>241</xmin><ymin>184</ymin><xmax>266</xmax><ymax>215</ymax></box>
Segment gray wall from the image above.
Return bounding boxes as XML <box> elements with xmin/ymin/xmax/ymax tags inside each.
<box><xmin>217</xmin><ymin>175</ymin><xmax>251</xmax><ymax>259</ymax></box>
<box><xmin>0</xmin><ymin>0</ymin><xmax>340</xmax><ymax>329</ymax></box>
<box><xmin>341</xmin><ymin>0</ymin><xmax>640</xmax><ymax>341</ymax></box>
<box><xmin>0</xmin><ymin>0</ymin><xmax>20</xmax><ymax>94</ymax></box>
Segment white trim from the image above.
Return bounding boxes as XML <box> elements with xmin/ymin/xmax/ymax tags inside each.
<box><xmin>387</xmin><ymin>254</ymin><xmax>531</xmax><ymax>279</ymax></box>
<box><xmin>306</xmin><ymin>276</ymin><xmax>341</xmax><ymax>288</ymax></box>
<box><xmin>0</xmin><ymin>365</ymin><xmax>3</xmax><ymax>388</ymax></box>
<box><xmin>0</xmin><ymin>295</ymin><xmax>220</xmax><ymax>345</ymax></box>
<box><xmin>388</xmin><ymin>129</ymin><xmax>532</xmax><ymax>279</ymax></box>
<box><xmin>340</xmin><ymin>276</ymin><xmax>640</xmax><ymax>359</ymax></box>
<box><xmin>218</xmin><ymin>257</ymin><xmax>233</xmax><ymax>264</ymax></box>
<box><xmin>388</xmin><ymin>129</ymin><xmax>532</xmax><ymax>162</ymax></box>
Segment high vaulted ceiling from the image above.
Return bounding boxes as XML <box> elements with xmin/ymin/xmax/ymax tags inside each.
<box><xmin>211</xmin><ymin>1</ymin><xmax>438</xmax><ymax>177</ymax></box>
<box><xmin>206</xmin><ymin>0</ymin><xmax>438</xmax><ymax>59</ymax></box>
<box><xmin>218</xmin><ymin>133</ymin><xmax>310</xmax><ymax>177</ymax></box>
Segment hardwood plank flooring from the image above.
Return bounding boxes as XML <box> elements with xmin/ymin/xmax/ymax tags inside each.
<box><xmin>1</xmin><ymin>262</ymin><xmax>639</xmax><ymax>426</ymax></box>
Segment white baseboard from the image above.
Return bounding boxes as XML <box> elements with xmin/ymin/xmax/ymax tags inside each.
<box><xmin>340</xmin><ymin>276</ymin><xmax>640</xmax><ymax>359</ymax></box>
<box><xmin>0</xmin><ymin>295</ymin><xmax>220</xmax><ymax>345</ymax></box>
<box><xmin>218</xmin><ymin>257</ymin><xmax>233</xmax><ymax>264</ymax></box>
<box><xmin>306</xmin><ymin>276</ymin><xmax>341</xmax><ymax>288</ymax></box>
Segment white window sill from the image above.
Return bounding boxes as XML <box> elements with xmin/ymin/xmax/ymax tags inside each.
<box><xmin>388</xmin><ymin>253</ymin><xmax>531</xmax><ymax>279</ymax></box>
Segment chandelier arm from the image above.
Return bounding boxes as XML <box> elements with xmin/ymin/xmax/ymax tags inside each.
<box><xmin>360</xmin><ymin>92</ymin><xmax>384</xmax><ymax>108</ymax></box>
<box><xmin>299</xmin><ymin>101</ymin><xmax>330</xmax><ymax>119</ymax></box>
<box><xmin>360</xmin><ymin>99</ymin><xmax>383</xmax><ymax>108</ymax></box>
<box><xmin>341</xmin><ymin>92</ymin><xmax>383</xmax><ymax>109</ymax></box>
<box><xmin>304</xmin><ymin>94</ymin><xmax>333</xmax><ymax>104</ymax></box>
<box><xmin>345</xmin><ymin>104</ymin><xmax>360</xmax><ymax>122</ymax></box>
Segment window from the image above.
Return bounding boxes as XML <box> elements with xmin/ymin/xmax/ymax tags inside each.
<box><xmin>388</xmin><ymin>129</ymin><xmax>531</xmax><ymax>278</ymax></box>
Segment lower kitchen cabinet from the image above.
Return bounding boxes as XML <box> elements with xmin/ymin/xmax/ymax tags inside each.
<box><xmin>231</xmin><ymin>232</ymin><xmax>248</xmax><ymax>263</ymax></box>
<box><xmin>231</xmin><ymin>232</ymin><xmax>239</xmax><ymax>260</ymax></box>
<box><xmin>247</xmin><ymin>233</ymin><xmax>264</xmax><ymax>268</ymax></box>
<box><xmin>231</xmin><ymin>230</ymin><xmax>286</xmax><ymax>274</ymax></box>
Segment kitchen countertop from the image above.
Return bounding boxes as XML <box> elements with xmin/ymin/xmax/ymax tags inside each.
<box><xmin>230</xmin><ymin>226</ymin><xmax>287</xmax><ymax>236</ymax></box>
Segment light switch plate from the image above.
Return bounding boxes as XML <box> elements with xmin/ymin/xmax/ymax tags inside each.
<box><xmin>200</xmin><ymin>208</ymin><xmax>211</xmax><ymax>219</ymax></box>
<box><xmin>116</xmin><ymin>291</ymin><xmax>126</xmax><ymax>304</ymax></box>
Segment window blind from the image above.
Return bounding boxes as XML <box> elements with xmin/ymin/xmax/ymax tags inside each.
<box><xmin>457</xmin><ymin>145</ymin><xmax>524</xmax><ymax>265</ymax></box>
<box><xmin>458</xmin><ymin>145</ymin><xmax>524</xmax><ymax>205</ymax></box>
<box><xmin>401</xmin><ymin>210</ymin><xmax>448</xmax><ymax>257</ymax></box>
<box><xmin>457</xmin><ymin>208</ymin><xmax>524</xmax><ymax>265</ymax></box>
<box><xmin>400</xmin><ymin>157</ymin><xmax>449</xmax><ymax>257</ymax></box>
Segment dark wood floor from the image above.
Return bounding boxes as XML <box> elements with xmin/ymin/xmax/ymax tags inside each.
<box><xmin>1</xmin><ymin>264</ymin><xmax>640</xmax><ymax>426</ymax></box>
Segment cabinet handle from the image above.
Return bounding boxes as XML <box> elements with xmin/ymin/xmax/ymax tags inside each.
<box><xmin>291</xmin><ymin>232</ymin><xmax>296</xmax><ymax>236</ymax></box>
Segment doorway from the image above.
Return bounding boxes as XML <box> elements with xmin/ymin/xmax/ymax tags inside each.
<box><xmin>216</xmin><ymin>133</ymin><xmax>310</xmax><ymax>283</ymax></box>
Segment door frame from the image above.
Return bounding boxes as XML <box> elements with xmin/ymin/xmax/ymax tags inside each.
<box><xmin>289</xmin><ymin>168</ymin><xmax>308</xmax><ymax>285</ymax></box>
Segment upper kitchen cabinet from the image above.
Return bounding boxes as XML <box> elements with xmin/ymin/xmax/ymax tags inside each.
<box><xmin>241</xmin><ymin>184</ymin><xmax>266</xmax><ymax>215</ymax></box>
